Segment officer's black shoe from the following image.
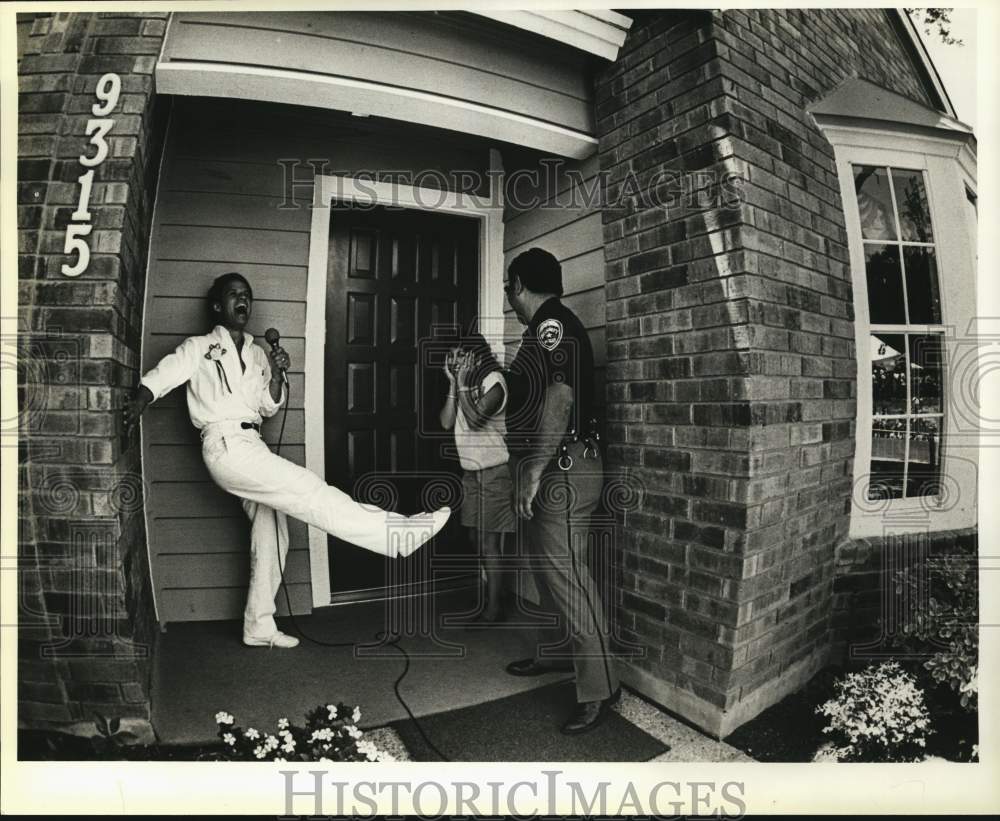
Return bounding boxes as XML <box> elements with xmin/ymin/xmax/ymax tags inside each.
<box><xmin>559</xmin><ymin>688</ymin><xmax>621</xmax><ymax>735</ymax></box>
<box><xmin>505</xmin><ymin>658</ymin><xmax>574</xmax><ymax>677</ymax></box>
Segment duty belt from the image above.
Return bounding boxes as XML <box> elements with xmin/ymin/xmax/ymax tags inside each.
<box><xmin>556</xmin><ymin>418</ymin><xmax>601</xmax><ymax>471</ymax></box>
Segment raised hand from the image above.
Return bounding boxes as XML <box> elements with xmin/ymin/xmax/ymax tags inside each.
<box><xmin>443</xmin><ymin>346</ymin><xmax>460</xmax><ymax>385</ymax></box>
<box><xmin>456</xmin><ymin>350</ymin><xmax>475</xmax><ymax>388</ymax></box>
<box><xmin>122</xmin><ymin>385</ymin><xmax>153</xmax><ymax>435</ymax></box>
<box><xmin>268</xmin><ymin>344</ymin><xmax>290</xmax><ymax>374</ymax></box>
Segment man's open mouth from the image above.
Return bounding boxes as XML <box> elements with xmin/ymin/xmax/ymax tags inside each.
<box><xmin>235</xmin><ymin>305</ymin><xmax>249</xmax><ymax>318</ymax></box>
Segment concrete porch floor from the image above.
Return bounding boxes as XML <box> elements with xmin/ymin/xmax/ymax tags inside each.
<box><xmin>151</xmin><ymin>590</ymin><xmax>751</xmax><ymax>761</ymax></box>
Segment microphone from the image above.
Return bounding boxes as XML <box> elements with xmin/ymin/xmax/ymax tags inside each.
<box><xmin>264</xmin><ymin>327</ymin><xmax>288</xmax><ymax>383</ymax></box>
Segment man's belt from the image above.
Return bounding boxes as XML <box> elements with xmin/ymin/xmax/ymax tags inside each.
<box><xmin>556</xmin><ymin>419</ymin><xmax>601</xmax><ymax>471</ymax></box>
<box><xmin>240</xmin><ymin>422</ymin><xmax>260</xmax><ymax>432</ymax></box>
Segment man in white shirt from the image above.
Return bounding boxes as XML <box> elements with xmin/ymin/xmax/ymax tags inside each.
<box><xmin>122</xmin><ymin>273</ymin><xmax>450</xmax><ymax>649</ymax></box>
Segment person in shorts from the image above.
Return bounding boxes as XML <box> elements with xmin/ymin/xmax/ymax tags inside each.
<box><xmin>439</xmin><ymin>332</ymin><xmax>515</xmax><ymax>622</ymax></box>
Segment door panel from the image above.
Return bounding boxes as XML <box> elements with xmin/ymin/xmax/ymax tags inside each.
<box><xmin>325</xmin><ymin>205</ymin><xmax>479</xmax><ymax>597</ymax></box>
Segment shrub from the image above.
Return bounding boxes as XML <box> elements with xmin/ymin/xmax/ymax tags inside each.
<box><xmin>815</xmin><ymin>660</ymin><xmax>933</xmax><ymax>762</ymax></box>
<box><xmin>893</xmin><ymin>551</ymin><xmax>978</xmax><ymax>710</ymax></box>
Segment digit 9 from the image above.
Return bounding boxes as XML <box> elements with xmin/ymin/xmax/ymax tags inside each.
<box><xmin>92</xmin><ymin>73</ymin><xmax>121</xmax><ymax>117</ymax></box>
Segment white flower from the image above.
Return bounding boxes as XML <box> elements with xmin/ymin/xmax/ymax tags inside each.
<box><xmin>326</xmin><ymin>704</ymin><xmax>338</xmax><ymax>719</ymax></box>
<box><xmin>282</xmin><ymin>742</ymin><xmax>296</xmax><ymax>754</ymax></box>
<box><xmin>205</xmin><ymin>342</ymin><xmax>227</xmax><ymax>361</ymax></box>
<box><xmin>352</xmin><ymin>706</ymin><xmax>361</xmax><ymax>723</ymax></box>
<box><xmin>309</xmin><ymin>727</ymin><xmax>334</xmax><ymax>743</ymax></box>
<box><xmin>319</xmin><ymin>757</ymin><xmax>332</xmax><ymax>762</ymax></box>
<box><xmin>245</xmin><ymin>728</ymin><xmax>260</xmax><ymax>740</ymax></box>
<box><xmin>254</xmin><ymin>746</ymin><xmax>266</xmax><ymax>759</ymax></box>
<box><xmin>215</xmin><ymin>711</ymin><xmax>235</xmax><ymax>725</ymax></box>
<box><xmin>346</xmin><ymin>725</ymin><xmax>362</xmax><ymax>739</ymax></box>
<box><xmin>275</xmin><ymin>757</ymin><xmax>286</xmax><ymax>763</ymax></box>
<box><xmin>277</xmin><ymin>718</ymin><xmax>290</xmax><ymax>730</ymax></box>
<box><xmin>265</xmin><ymin>735</ymin><xmax>280</xmax><ymax>750</ymax></box>
<box><xmin>223</xmin><ymin>733</ymin><xmax>236</xmax><ymax>746</ymax></box>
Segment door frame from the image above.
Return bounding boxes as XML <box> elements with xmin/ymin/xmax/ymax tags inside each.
<box><xmin>305</xmin><ymin>153</ymin><xmax>505</xmax><ymax>606</ymax></box>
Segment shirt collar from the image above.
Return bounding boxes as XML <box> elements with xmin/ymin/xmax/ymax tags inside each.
<box><xmin>212</xmin><ymin>324</ymin><xmax>253</xmax><ymax>346</ymax></box>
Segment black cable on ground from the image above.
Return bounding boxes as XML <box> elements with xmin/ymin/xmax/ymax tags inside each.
<box><xmin>269</xmin><ymin>376</ymin><xmax>450</xmax><ymax>761</ymax></box>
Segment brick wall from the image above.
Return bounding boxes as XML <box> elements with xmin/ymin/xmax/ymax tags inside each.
<box><xmin>596</xmin><ymin>9</ymin><xmax>943</xmax><ymax>736</ymax></box>
<box><xmin>833</xmin><ymin>527</ymin><xmax>978</xmax><ymax>660</ymax></box>
<box><xmin>17</xmin><ymin>12</ymin><xmax>169</xmax><ymax>739</ymax></box>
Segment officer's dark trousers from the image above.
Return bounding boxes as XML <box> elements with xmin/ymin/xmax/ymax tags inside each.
<box><xmin>517</xmin><ymin>441</ymin><xmax>619</xmax><ymax>704</ymax></box>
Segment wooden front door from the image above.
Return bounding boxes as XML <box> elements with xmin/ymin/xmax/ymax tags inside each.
<box><xmin>325</xmin><ymin>205</ymin><xmax>479</xmax><ymax>599</ymax></box>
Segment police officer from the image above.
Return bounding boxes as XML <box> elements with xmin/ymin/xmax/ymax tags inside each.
<box><xmin>503</xmin><ymin>248</ymin><xmax>620</xmax><ymax>734</ymax></box>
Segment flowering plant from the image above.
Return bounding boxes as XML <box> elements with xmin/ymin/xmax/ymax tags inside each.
<box><xmin>213</xmin><ymin>703</ymin><xmax>394</xmax><ymax>762</ymax></box>
<box><xmin>814</xmin><ymin>660</ymin><xmax>933</xmax><ymax>762</ymax></box>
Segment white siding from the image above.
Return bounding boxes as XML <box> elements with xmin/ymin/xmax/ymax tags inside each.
<box><xmin>502</xmin><ymin>153</ymin><xmax>607</xmax><ymax>421</ymax></box>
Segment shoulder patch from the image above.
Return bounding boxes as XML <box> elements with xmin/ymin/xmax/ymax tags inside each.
<box><xmin>537</xmin><ymin>318</ymin><xmax>563</xmax><ymax>352</ymax></box>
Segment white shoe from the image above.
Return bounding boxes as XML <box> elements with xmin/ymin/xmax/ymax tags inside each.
<box><xmin>397</xmin><ymin>507</ymin><xmax>451</xmax><ymax>558</ymax></box>
<box><xmin>243</xmin><ymin>631</ymin><xmax>300</xmax><ymax>648</ymax></box>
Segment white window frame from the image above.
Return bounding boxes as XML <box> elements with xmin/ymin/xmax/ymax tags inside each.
<box><xmin>823</xmin><ymin>123</ymin><xmax>977</xmax><ymax>538</ymax></box>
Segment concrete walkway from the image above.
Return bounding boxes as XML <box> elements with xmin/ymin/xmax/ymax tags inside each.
<box><xmin>152</xmin><ymin>594</ymin><xmax>750</xmax><ymax>761</ymax></box>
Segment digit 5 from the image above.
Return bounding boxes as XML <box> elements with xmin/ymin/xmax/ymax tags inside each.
<box><xmin>61</xmin><ymin>224</ymin><xmax>93</xmax><ymax>277</ymax></box>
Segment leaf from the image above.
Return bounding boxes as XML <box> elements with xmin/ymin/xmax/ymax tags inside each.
<box><xmin>94</xmin><ymin>713</ymin><xmax>110</xmax><ymax>737</ymax></box>
<box><xmin>110</xmin><ymin>717</ymin><xmax>121</xmax><ymax>735</ymax></box>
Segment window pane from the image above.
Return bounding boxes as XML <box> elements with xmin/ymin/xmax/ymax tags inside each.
<box><xmin>872</xmin><ymin>333</ymin><xmax>907</xmax><ymax>415</ymax></box>
<box><xmin>865</xmin><ymin>244</ymin><xmax>906</xmax><ymax>324</ymax></box>
<box><xmin>869</xmin><ymin>418</ymin><xmax>907</xmax><ymax>500</ymax></box>
<box><xmin>854</xmin><ymin>165</ymin><xmax>897</xmax><ymax>240</ymax></box>
<box><xmin>909</xmin><ymin>334</ymin><xmax>944</xmax><ymax>415</ymax></box>
<box><xmin>891</xmin><ymin>169</ymin><xmax>934</xmax><ymax>243</ymax></box>
<box><xmin>906</xmin><ymin>417</ymin><xmax>942</xmax><ymax>497</ymax></box>
<box><xmin>904</xmin><ymin>247</ymin><xmax>942</xmax><ymax>323</ymax></box>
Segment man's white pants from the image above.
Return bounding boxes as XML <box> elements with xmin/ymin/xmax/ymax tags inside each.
<box><xmin>241</xmin><ymin>497</ymin><xmax>290</xmax><ymax>640</ymax></box>
<box><xmin>201</xmin><ymin>424</ymin><xmax>426</xmax><ymax>639</ymax></box>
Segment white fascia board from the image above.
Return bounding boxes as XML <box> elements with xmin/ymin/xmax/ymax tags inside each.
<box><xmin>156</xmin><ymin>61</ymin><xmax>598</xmax><ymax>160</ymax></box>
<box><xmin>472</xmin><ymin>9</ymin><xmax>631</xmax><ymax>60</ymax></box>
<box><xmin>896</xmin><ymin>9</ymin><xmax>959</xmax><ymax>119</ymax></box>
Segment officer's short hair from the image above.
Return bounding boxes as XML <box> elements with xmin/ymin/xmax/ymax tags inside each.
<box><xmin>207</xmin><ymin>272</ymin><xmax>252</xmax><ymax>322</ymax></box>
<box><xmin>508</xmin><ymin>248</ymin><xmax>563</xmax><ymax>296</ymax></box>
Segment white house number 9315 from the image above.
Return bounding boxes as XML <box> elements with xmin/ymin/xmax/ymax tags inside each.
<box><xmin>61</xmin><ymin>72</ymin><xmax>121</xmax><ymax>277</ymax></box>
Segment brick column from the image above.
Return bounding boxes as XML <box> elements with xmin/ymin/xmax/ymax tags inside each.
<box><xmin>17</xmin><ymin>12</ymin><xmax>169</xmax><ymax>740</ymax></box>
<box><xmin>596</xmin><ymin>10</ymin><xmax>854</xmax><ymax>737</ymax></box>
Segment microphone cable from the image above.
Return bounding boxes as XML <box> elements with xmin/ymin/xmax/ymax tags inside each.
<box><xmin>265</xmin><ymin>358</ymin><xmax>451</xmax><ymax>762</ymax></box>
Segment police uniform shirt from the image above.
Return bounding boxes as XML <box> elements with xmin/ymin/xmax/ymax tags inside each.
<box><xmin>506</xmin><ymin>297</ymin><xmax>595</xmax><ymax>458</ymax></box>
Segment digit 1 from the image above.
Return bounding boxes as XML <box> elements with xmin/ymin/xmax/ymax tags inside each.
<box><xmin>71</xmin><ymin>169</ymin><xmax>95</xmax><ymax>222</ymax></box>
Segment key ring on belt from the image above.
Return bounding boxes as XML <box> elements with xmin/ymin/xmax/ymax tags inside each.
<box><xmin>558</xmin><ymin>429</ymin><xmax>574</xmax><ymax>471</ymax></box>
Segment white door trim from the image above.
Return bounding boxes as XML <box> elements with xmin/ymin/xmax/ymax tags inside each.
<box><xmin>305</xmin><ymin>164</ymin><xmax>505</xmax><ymax>607</ymax></box>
